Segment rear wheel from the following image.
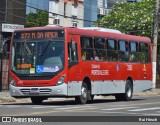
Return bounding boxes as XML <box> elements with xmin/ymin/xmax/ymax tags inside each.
<box><xmin>75</xmin><ymin>82</ymin><xmax>88</xmax><ymax>104</ymax></box>
<box><xmin>31</xmin><ymin>97</ymin><xmax>44</xmax><ymax>105</ymax></box>
<box><xmin>115</xmin><ymin>80</ymin><xmax>133</xmax><ymax>101</ymax></box>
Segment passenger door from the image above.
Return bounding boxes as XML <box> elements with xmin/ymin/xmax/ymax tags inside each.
<box><xmin>67</xmin><ymin>35</ymin><xmax>81</xmax><ymax>96</ymax></box>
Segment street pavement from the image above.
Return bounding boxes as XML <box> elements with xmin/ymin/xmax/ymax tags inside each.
<box><xmin>0</xmin><ymin>88</ymin><xmax>160</xmax><ymax>104</ymax></box>
<box><xmin>0</xmin><ymin>89</ymin><xmax>160</xmax><ymax>125</ymax></box>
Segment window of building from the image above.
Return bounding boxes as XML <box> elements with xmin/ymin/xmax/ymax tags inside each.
<box><xmin>72</xmin><ymin>5</ymin><xmax>78</xmax><ymax>16</ymax></box>
<box><xmin>54</xmin><ymin>17</ymin><xmax>60</xmax><ymax>25</ymax></box>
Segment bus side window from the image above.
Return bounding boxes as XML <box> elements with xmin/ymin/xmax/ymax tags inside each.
<box><xmin>68</xmin><ymin>42</ymin><xmax>78</xmax><ymax>62</ymax></box>
<box><xmin>107</xmin><ymin>39</ymin><xmax>118</xmax><ymax>62</ymax></box>
<box><xmin>80</xmin><ymin>36</ymin><xmax>94</xmax><ymax>61</ymax></box>
<box><xmin>118</xmin><ymin>40</ymin><xmax>129</xmax><ymax>62</ymax></box>
<box><xmin>94</xmin><ymin>38</ymin><xmax>106</xmax><ymax>61</ymax></box>
<box><xmin>129</xmin><ymin>41</ymin><xmax>139</xmax><ymax>62</ymax></box>
<box><xmin>139</xmin><ymin>43</ymin><xmax>150</xmax><ymax>63</ymax></box>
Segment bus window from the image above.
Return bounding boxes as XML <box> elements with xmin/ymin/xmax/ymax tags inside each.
<box><xmin>129</xmin><ymin>42</ymin><xmax>139</xmax><ymax>62</ymax></box>
<box><xmin>81</xmin><ymin>36</ymin><xmax>94</xmax><ymax>61</ymax></box>
<box><xmin>139</xmin><ymin>43</ymin><xmax>150</xmax><ymax>63</ymax></box>
<box><xmin>107</xmin><ymin>39</ymin><xmax>118</xmax><ymax>61</ymax></box>
<box><xmin>68</xmin><ymin>42</ymin><xmax>78</xmax><ymax>62</ymax></box>
<box><xmin>94</xmin><ymin>38</ymin><xmax>106</xmax><ymax>49</ymax></box>
<box><xmin>118</xmin><ymin>40</ymin><xmax>129</xmax><ymax>62</ymax></box>
<box><xmin>94</xmin><ymin>38</ymin><xmax>106</xmax><ymax>61</ymax></box>
<box><xmin>81</xmin><ymin>37</ymin><xmax>93</xmax><ymax>49</ymax></box>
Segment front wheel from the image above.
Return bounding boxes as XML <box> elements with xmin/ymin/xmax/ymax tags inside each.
<box><xmin>75</xmin><ymin>82</ymin><xmax>88</xmax><ymax>104</ymax></box>
<box><xmin>115</xmin><ymin>80</ymin><xmax>133</xmax><ymax>101</ymax></box>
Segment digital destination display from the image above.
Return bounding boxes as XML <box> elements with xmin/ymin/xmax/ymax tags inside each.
<box><xmin>14</xmin><ymin>30</ymin><xmax>64</xmax><ymax>39</ymax></box>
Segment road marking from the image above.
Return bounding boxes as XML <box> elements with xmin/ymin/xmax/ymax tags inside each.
<box><xmin>144</xmin><ymin>113</ymin><xmax>160</xmax><ymax>116</ymax></box>
<box><xmin>72</xmin><ymin>110</ymin><xmax>139</xmax><ymax>115</ymax></box>
<box><xmin>73</xmin><ymin>110</ymin><xmax>160</xmax><ymax>116</ymax></box>
<box><xmin>32</xmin><ymin>106</ymin><xmax>62</xmax><ymax>109</ymax></box>
<box><xmin>56</xmin><ymin>106</ymin><xmax>93</xmax><ymax>110</ymax></box>
<box><xmin>32</xmin><ymin>107</ymin><xmax>97</xmax><ymax>115</ymax></box>
<box><xmin>1</xmin><ymin>105</ymin><xmax>22</xmax><ymax>108</ymax></box>
<box><xmin>129</xmin><ymin>107</ymin><xmax>160</xmax><ymax>112</ymax></box>
<box><xmin>110</xmin><ymin>101</ymin><xmax>160</xmax><ymax>108</ymax></box>
<box><xmin>32</xmin><ymin>111</ymin><xmax>59</xmax><ymax>115</ymax></box>
<box><xmin>64</xmin><ymin>107</ymin><xmax>98</xmax><ymax>111</ymax></box>
<box><xmin>101</xmin><ymin>107</ymin><xmax>138</xmax><ymax>111</ymax></box>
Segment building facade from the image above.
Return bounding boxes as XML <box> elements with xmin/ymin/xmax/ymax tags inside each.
<box><xmin>83</xmin><ymin>0</ymin><xmax>97</xmax><ymax>27</ymax></box>
<box><xmin>0</xmin><ymin>0</ymin><xmax>50</xmax><ymax>91</ymax></box>
<box><xmin>49</xmin><ymin>0</ymin><xmax>84</xmax><ymax>28</ymax></box>
<box><xmin>0</xmin><ymin>0</ymin><xmax>26</xmax><ymax>91</ymax></box>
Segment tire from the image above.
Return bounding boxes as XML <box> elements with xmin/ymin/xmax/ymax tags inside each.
<box><xmin>75</xmin><ymin>82</ymin><xmax>88</xmax><ymax>104</ymax></box>
<box><xmin>31</xmin><ymin>97</ymin><xmax>44</xmax><ymax>105</ymax></box>
<box><xmin>88</xmin><ymin>95</ymin><xmax>94</xmax><ymax>103</ymax></box>
<box><xmin>115</xmin><ymin>80</ymin><xmax>133</xmax><ymax>101</ymax></box>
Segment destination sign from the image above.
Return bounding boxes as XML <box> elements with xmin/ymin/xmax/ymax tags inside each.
<box><xmin>14</xmin><ymin>30</ymin><xmax>64</xmax><ymax>40</ymax></box>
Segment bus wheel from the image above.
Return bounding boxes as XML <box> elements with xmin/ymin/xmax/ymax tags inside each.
<box><xmin>115</xmin><ymin>80</ymin><xmax>133</xmax><ymax>101</ymax></box>
<box><xmin>75</xmin><ymin>82</ymin><xmax>88</xmax><ymax>104</ymax></box>
<box><xmin>31</xmin><ymin>97</ymin><xmax>44</xmax><ymax>105</ymax></box>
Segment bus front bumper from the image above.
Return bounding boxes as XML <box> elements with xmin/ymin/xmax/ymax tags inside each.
<box><xmin>9</xmin><ymin>83</ymin><xmax>68</xmax><ymax>97</ymax></box>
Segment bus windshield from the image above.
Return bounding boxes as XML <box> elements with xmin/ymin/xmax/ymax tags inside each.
<box><xmin>11</xmin><ymin>39</ymin><xmax>64</xmax><ymax>75</ymax></box>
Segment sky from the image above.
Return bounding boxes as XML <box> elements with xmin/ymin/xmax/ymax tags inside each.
<box><xmin>26</xmin><ymin>0</ymin><xmax>49</xmax><ymax>14</ymax></box>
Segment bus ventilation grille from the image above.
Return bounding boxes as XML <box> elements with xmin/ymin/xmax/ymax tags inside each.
<box><xmin>20</xmin><ymin>88</ymin><xmax>52</xmax><ymax>95</ymax></box>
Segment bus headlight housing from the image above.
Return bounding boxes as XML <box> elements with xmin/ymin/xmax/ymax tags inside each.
<box><xmin>56</xmin><ymin>74</ymin><xmax>66</xmax><ymax>86</ymax></box>
<box><xmin>9</xmin><ymin>77</ymin><xmax>16</xmax><ymax>86</ymax></box>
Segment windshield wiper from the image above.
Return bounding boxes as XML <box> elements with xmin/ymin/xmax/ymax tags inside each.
<box><xmin>24</xmin><ymin>40</ymin><xmax>32</xmax><ymax>56</ymax></box>
<box><xmin>39</xmin><ymin>40</ymin><xmax>52</xmax><ymax>56</ymax></box>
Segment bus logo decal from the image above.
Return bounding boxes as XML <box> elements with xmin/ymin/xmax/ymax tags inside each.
<box><xmin>116</xmin><ymin>64</ymin><xmax>120</xmax><ymax>71</ymax></box>
<box><xmin>91</xmin><ymin>64</ymin><xmax>109</xmax><ymax>75</ymax></box>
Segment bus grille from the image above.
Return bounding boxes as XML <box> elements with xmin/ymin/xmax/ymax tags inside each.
<box><xmin>20</xmin><ymin>88</ymin><xmax>52</xmax><ymax>95</ymax></box>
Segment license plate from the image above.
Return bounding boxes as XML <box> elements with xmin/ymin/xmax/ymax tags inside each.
<box><xmin>30</xmin><ymin>88</ymin><xmax>39</xmax><ymax>95</ymax></box>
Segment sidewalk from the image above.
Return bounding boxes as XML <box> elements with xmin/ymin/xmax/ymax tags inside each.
<box><xmin>0</xmin><ymin>88</ymin><xmax>160</xmax><ymax>104</ymax></box>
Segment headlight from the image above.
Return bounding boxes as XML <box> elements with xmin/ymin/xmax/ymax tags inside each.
<box><xmin>56</xmin><ymin>74</ymin><xmax>66</xmax><ymax>86</ymax></box>
<box><xmin>9</xmin><ymin>77</ymin><xmax>16</xmax><ymax>86</ymax></box>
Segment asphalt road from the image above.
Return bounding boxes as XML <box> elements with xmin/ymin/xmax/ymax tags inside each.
<box><xmin>0</xmin><ymin>95</ymin><xmax>160</xmax><ymax>125</ymax></box>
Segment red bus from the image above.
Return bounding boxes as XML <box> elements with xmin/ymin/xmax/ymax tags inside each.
<box><xmin>9</xmin><ymin>26</ymin><xmax>152</xmax><ymax>104</ymax></box>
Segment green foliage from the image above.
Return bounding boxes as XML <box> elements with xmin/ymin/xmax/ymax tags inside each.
<box><xmin>96</xmin><ymin>0</ymin><xmax>154</xmax><ymax>38</ymax></box>
<box><xmin>26</xmin><ymin>10</ymin><xmax>48</xmax><ymax>27</ymax></box>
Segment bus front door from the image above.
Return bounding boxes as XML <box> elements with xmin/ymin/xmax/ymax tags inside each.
<box><xmin>68</xmin><ymin>37</ymin><xmax>81</xmax><ymax>96</ymax></box>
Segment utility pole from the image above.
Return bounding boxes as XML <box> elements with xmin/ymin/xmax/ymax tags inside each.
<box><xmin>152</xmin><ymin>0</ymin><xmax>159</xmax><ymax>88</ymax></box>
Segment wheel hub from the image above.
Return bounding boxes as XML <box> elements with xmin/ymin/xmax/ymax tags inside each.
<box><xmin>81</xmin><ymin>87</ymin><xmax>87</xmax><ymax>99</ymax></box>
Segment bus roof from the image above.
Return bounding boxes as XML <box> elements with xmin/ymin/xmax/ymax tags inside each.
<box><xmin>79</xmin><ymin>27</ymin><xmax>122</xmax><ymax>34</ymax></box>
<box><xmin>14</xmin><ymin>26</ymin><xmax>151</xmax><ymax>43</ymax></box>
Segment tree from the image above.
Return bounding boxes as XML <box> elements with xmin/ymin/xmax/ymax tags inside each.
<box><xmin>96</xmin><ymin>0</ymin><xmax>154</xmax><ymax>38</ymax></box>
<box><xmin>26</xmin><ymin>10</ymin><xmax>48</xmax><ymax>27</ymax></box>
